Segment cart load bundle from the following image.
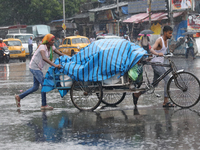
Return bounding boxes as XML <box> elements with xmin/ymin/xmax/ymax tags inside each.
<box><xmin>42</xmin><ymin>39</ymin><xmax>147</xmax><ymax>97</ymax></box>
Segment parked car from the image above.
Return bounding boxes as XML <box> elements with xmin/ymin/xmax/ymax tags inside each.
<box><xmin>96</xmin><ymin>35</ymin><xmax>122</xmax><ymax>40</ymax></box>
<box><xmin>58</xmin><ymin>35</ymin><xmax>90</xmax><ymax>56</ymax></box>
<box><xmin>5</xmin><ymin>33</ymin><xmax>37</xmax><ymax>56</ymax></box>
<box><xmin>3</xmin><ymin>38</ymin><xmax>26</xmax><ymax>62</ymax></box>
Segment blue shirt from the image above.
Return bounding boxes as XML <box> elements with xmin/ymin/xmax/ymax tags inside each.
<box><xmin>28</xmin><ymin>38</ymin><xmax>33</xmax><ymax>45</ymax></box>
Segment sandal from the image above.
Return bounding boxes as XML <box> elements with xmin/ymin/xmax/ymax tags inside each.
<box><xmin>132</xmin><ymin>93</ymin><xmax>138</xmax><ymax>106</ymax></box>
<box><xmin>163</xmin><ymin>102</ymin><xmax>176</xmax><ymax>107</ymax></box>
<box><xmin>15</xmin><ymin>94</ymin><xmax>21</xmax><ymax>107</ymax></box>
<box><xmin>41</xmin><ymin>105</ymin><xmax>53</xmax><ymax>110</ymax></box>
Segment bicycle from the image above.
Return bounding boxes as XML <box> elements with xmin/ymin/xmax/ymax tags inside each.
<box><xmin>101</xmin><ymin>53</ymin><xmax>200</xmax><ymax>108</ymax></box>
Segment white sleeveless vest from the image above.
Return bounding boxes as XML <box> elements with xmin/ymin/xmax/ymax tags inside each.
<box><xmin>151</xmin><ymin>37</ymin><xmax>168</xmax><ymax>63</ymax></box>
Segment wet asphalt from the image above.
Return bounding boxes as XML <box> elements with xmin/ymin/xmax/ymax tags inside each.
<box><xmin>1</xmin><ymin>56</ymin><xmax>200</xmax><ymax>150</ymax></box>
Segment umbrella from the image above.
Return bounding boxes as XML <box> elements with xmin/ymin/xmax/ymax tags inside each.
<box><xmin>138</xmin><ymin>34</ymin><xmax>150</xmax><ymax>36</ymax></box>
<box><xmin>140</xmin><ymin>30</ymin><xmax>154</xmax><ymax>35</ymax></box>
<box><xmin>33</xmin><ymin>34</ymin><xmax>45</xmax><ymax>41</ymax></box>
<box><xmin>182</xmin><ymin>31</ymin><xmax>196</xmax><ymax>35</ymax></box>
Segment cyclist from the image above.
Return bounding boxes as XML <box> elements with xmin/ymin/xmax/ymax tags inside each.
<box><xmin>132</xmin><ymin>25</ymin><xmax>175</xmax><ymax>107</ymax></box>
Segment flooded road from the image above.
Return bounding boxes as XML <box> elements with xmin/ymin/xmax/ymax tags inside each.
<box><xmin>1</xmin><ymin>57</ymin><xmax>200</xmax><ymax>150</ymax></box>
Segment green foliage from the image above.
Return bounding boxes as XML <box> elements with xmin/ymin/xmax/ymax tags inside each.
<box><xmin>0</xmin><ymin>0</ymin><xmax>88</xmax><ymax>26</ymax></box>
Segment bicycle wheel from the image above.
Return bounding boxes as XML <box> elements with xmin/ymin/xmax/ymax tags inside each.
<box><xmin>70</xmin><ymin>81</ymin><xmax>102</xmax><ymax>111</ymax></box>
<box><xmin>167</xmin><ymin>72</ymin><xmax>200</xmax><ymax>108</ymax></box>
<box><xmin>101</xmin><ymin>92</ymin><xmax>126</xmax><ymax>106</ymax></box>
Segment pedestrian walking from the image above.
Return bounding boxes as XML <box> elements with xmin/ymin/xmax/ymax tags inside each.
<box><xmin>61</xmin><ymin>36</ymin><xmax>65</xmax><ymax>44</ymax></box>
<box><xmin>15</xmin><ymin>34</ymin><xmax>64</xmax><ymax>110</ymax></box>
<box><xmin>132</xmin><ymin>25</ymin><xmax>175</xmax><ymax>108</ymax></box>
<box><xmin>185</xmin><ymin>34</ymin><xmax>195</xmax><ymax>59</ymax></box>
<box><xmin>28</xmin><ymin>36</ymin><xmax>33</xmax><ymax>58</ymax></box>
<box><xmin>140</xmin><ymin>34</ymin><xmax>150</xmax><ymax>53</ymax></box>
<box><xmin>54</xmin><ymin>37</ymin><xmax>61</xmax><ymax>49</ymax></box>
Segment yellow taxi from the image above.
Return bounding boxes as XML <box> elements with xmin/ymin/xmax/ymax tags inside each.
<box><xmin>58</xmin><ymin>35</ymin><xmax>90</xmax><ymax>56</ymax></box>
<box><xmin>3</xmin><ymin>38</ymin><xmax>26</xmax><ymax>62</ymax></box>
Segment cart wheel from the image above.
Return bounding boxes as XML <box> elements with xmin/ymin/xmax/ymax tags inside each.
<box><xmin>70</xmin><ymin>81</ymin><xmax>102</xmax><ymax>111</ymax></box>
<box><xmin>100</xmin><ymin>92</ymin><xmax>126</xmax><ymax>106</ymax></box>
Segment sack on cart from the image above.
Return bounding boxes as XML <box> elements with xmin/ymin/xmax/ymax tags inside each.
<box><xmin>128</xmin><ymin>64</ymin><xmax>143</xmax><ymax>88</ymax></box>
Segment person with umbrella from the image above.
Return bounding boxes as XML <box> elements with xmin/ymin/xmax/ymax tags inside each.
<box><xmin>139</xmin><ymin>30</ymin><xmax>153</xmax><ymax>54</ymax></box>
<box><xmin>140</xmin><ymin>34</ymin><xmax>150</xmax><ymax>53</ymax></box>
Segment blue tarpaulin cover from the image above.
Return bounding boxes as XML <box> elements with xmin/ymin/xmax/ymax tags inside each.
<box><xmin>42</xmin><ymin>39</ymin><xmax>147</xmax><ymax>97</ymax></box>
<box><xmin>98</xmin><ymin>0</ymin><xmax>106</xmax><ymax>3</ymax></box>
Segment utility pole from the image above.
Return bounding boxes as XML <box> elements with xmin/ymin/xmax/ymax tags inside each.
<box><xmin>169</xmin><ymin>0</ymin><xmax>174</xmax><ymax>29</ymax></box>
<box><xmin>148</xmin><ymin>0</ymin><xmax>151</xmax><ymax>29</ymax></box>
<box><xmin>63</xmin><ymin>0</ymin><xmax>66</xmax><ymax>37</ymax></box>
<box><xmin>117</xmin><ymin>0</ymin><xmax>119</xmax><ymax>36</ymax></box>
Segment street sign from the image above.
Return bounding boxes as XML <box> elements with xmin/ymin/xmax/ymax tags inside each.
<box><xmin>62</xmin><ymin>23</ymin><xmax>66</xmax><ymax>30</ymax></box>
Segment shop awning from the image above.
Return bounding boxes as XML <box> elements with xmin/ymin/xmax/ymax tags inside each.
<box><xmin>142</xmin><ymin>12</ymin><xmax>166</xmax><ymax>22</ymax></box>
<box><xmin>161</xmin><ymin>12</ymin><xmax>183</xmax><ymax>20</ymax></box>
<box><xmin>139</xmin><ymin>12</ymin><xmax>183</xmax><ymax>22</ymax></box>
<box><xmin>123</xmin><ymin>13</ymin><xmax>149</xmax><ymax>23</ymax></box>
<box><xmin>89</xmin><ymin>2</ymin><xmax>128</xmax><ymax>12</ymax></box>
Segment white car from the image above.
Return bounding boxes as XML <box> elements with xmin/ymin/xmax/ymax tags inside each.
<box><xmin>96</xmin><ymin>35</ymin><xmax>122</xmax><ymax>40</ymax></box>
<box><xmin>5</xmin><ymin>33</ymin><xmax>37</xmax><ymax>56</ymax></box>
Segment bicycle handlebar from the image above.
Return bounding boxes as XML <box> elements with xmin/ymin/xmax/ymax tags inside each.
<box><xmin>141</xmin><ymin>52</ymin><xmax>173</xmax><ymax>63</ymax></box>
<box><xmin>143</xmin><ymin>52</ymin><xmax>173</xmax><ymax>58</ymax></box>
<box><xmin>163</xmin><ymin>52</ymin><xmax>173</xmax><ymax>58</ymax></box>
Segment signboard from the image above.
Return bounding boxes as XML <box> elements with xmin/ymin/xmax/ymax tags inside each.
<box><xmin>89</xmin><ymin>12</ymin><xmax>95</xmax><ymax>22</ymax></box>
<box><xmin>172</xmin><ymin>0</ymin><xmax>193</xmax><ymax>10</ymax></box>
<box><xmin>188</xmin><ymin>14</ymin><xmax>200</xmax><ymax>31</ymax></box>
<box><xmin>98</xmin><ymin>10</ymin><xmax>114</xmax><ymax>21</ymax></box>
<box><xmin>62</xmin><ymin>23</ymin><xmax>66</xmax><ymax>30</ymax></box>
<box><xmin>55</xmin><ymin>23</ymin><xmax>76</xmax><ymax>29</ymax></box>
<box><xmin>128</xmin><ymin>0</ymin><xmax>166</xmax><ymax>14</ymax></box>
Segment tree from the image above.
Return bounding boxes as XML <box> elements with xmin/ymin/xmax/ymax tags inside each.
<box><xmin>0</xmin><ymin>0</ymin><xmax>88</xmax><ymax>26</ymax></box>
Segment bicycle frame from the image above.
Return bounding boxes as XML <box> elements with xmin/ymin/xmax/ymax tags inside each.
<box><xmin>152</xmin><ymin>67</ymin><xmax>172</xmax><ymax>87</ymax></box>
<box><xmin>143</xmin><ymin>60</ymin><xmax>171</xmax><ymax>86</ymax></box>
<box><xmin>143</xmin><ymin>56</ymin><xmax>176</xmax><ymax>89</ymax></box>
<box><xmin>143</xmin><ymin>56</ymin><xmax>187</xmax><ymax>92</ymax></box>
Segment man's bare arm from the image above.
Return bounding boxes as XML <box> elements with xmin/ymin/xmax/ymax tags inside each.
<box><xmin>150</xmin><ymin>38</ymin><xmax>163</xmax><ymax>56</ymax></box>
